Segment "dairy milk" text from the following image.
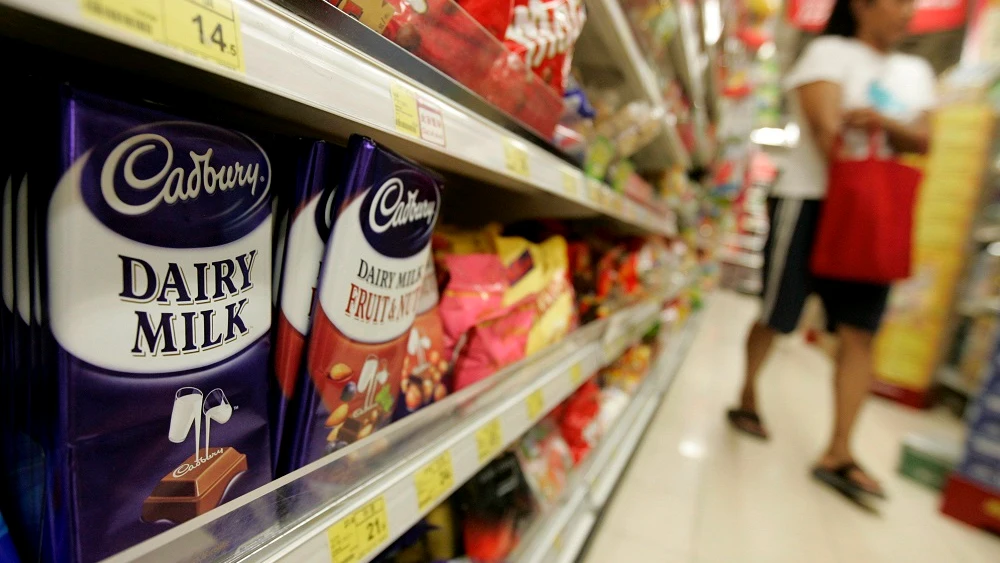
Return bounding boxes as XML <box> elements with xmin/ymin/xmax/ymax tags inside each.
<box><xmin>121</xmin><ymin>252</ymin><xmax>258</xmax><ymax>356</ymax></box>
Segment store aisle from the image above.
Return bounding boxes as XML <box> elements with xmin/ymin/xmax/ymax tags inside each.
<box><xmin>583</xmin><ymin>291</ymin><xmax>1000</xmax><ymax>563</ymax></box>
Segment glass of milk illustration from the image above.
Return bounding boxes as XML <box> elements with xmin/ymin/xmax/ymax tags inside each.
<box><xmin>407</xmin><ymin>327</ymin><xmax>432</xmax><ymax>376</ymax></box>
<box><xmin>203</xmin><ymin>388</ymin><xmax>233</xmax><ymax>454</ymax></box>
<box><xmin>169</xmin><ymin>387</ymin><xmax>204</xmax><ymax>462</ymax></box>
<box><xmin>359</xmin><ymin>355</ymin><xmax>380</xmax><ymax>410</ymax></box>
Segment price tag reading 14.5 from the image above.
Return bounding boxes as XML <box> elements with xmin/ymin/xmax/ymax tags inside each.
<box><xmin>82</xmin><ymin>0</ymin><xmax>245</xmax><ymax>71</ymax></box>
<box><xmin>326</xmin><ymin>497</ymin><xmax>389</xmax><ymax>563</ymax></box>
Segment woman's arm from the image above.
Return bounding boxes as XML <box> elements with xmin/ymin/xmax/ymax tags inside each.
<box><xmin>843</xmin><ymin>108</ymin><xmax>931</xmax><ymax>154</ymax></box>
<box><xmin>796</xmin><ymin>81</ymin><xmax>843</xmax><ymax>160</ymax></box>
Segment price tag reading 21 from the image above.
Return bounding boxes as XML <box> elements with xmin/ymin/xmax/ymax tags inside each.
<box><xmin>327</xmin><ymin>497</ymin><xmax>389</xmax><ymax>563</ymax></box>
<box><xmin>82</xmin><ymin>0</ymin><xmax>245</xmax><ymax>71</ymax></box>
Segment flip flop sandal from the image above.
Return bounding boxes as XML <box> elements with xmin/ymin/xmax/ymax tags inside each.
<box><xmin>812</xmin><ymin>462</ymin><xmax>887</xmax><ymax>499</ymax></box>
<box><xmin>726</xmin><ymin>408</ymin><xmax>769</xmax><ymax>440</ymax></box>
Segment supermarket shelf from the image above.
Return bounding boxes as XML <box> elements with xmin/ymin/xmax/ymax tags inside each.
<box><xmin>105</xmin><ymin>278</ymin><xmax>688</xmax><ymax>563</ymax></box>
<box><xmin>513</xmin><ymin>487</ymin><xmax>590</xmax><ymax>563</ymax></box>
<box><xmin>510</xmin><ymin>309</ymin><xmax>702</xmax><ymax>563</ymax></box>
<box><xmin>957</xmin><ymin>298</ymin><xmax>1000</xmax><ymax>317</ymax></box>
<box><xmin>937</xmin><ymin>365</ymin><xmax>980</xmax><ymax>397</ymax></box>
<box><xmin>973</xmin><ymin>223</ymin><xmax>1000</xmax><ymax>243</ymax></box>
<box><xmin>670</xmin><ymin>0</ymin><xmax>706</xmax><ymax>111</ymax></box>
<box><xmin>581</xmin><ymin>0</ymin><xmax>661</xmax><ymax>114</ymax></box>
<box><xmin>0</xmin><ymin>0</ymin><xmax>671</xmax><ymax>236</ymax></box>
<box><xmin>579</xmin><ymin>0</ymin><xmax>692</xmax><ymax>170</ymax></box>
<box><xmin>551</xmin><ymin>509</ymin><xmax>598</xmax><ymax>563</ymax></box>
<box><xmin>724</xmin><ymin>233</ymin><xmax>766</xmax><ymax>252</ymax></box>
<box><xmin>720</xmin><ymin>250</ymin><xmax>764</xmax><ymax>269</ymax></box>
<box><xmin>590</xmin><ymin>312</ymin><xmax>699</xmax><ymax>505</ymax></box>
<box><xmin>741</xmin><ymin>216</ymin><xmax>769</xmax><ymax>235</ymax></box>
<box><xmin>590</xmin><ymin>383</ymin><xmax>660</xmax><ymax>506</ymax></box>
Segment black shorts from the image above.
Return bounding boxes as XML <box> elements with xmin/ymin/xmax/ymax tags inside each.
<box><xmin>760</xmin><ymin>197</ymin><xmax>890</xmax><ymax>334</ymax></box>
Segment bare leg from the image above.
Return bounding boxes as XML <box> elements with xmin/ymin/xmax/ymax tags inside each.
<box><xmin>816</xmin><ymin>325</ymin><xmax>882</xmax><ymax>493</ymax></box>
<box><xmin>728</xmin><ymin>322</ymin><xmax>777</xmax><ymax>437</ymax></box>
<box><xmin>740</xmin><ymin>322</ymin><xmax>777</xmax><ymax>412</ymax></box>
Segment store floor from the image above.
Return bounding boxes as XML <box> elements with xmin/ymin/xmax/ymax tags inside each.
<box><xmin>583</xmin><ymin>291</ymin><xmax>1000</xmax><ymax>563</ymax></box>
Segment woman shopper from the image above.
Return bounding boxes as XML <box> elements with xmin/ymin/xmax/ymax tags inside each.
<box><xmin>726</xmin><ymin>0</ymin><xmax>935</xmax><ymax>498</ymax></box>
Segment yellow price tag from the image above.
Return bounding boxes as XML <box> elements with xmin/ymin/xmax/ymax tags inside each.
<box><xmin>475</xmin><ymin>418</ymin><xmax>504</xmax><ymax>463</ymax></box>
<box><xmin>610</xmin><ymin>193</ymin><xmax>624</xmax><ymax>213</ymax></box>
<box><xmin>985</xmin><ymin>499</ymin><xmax>1000</xmax><ymax>519</ymax></box>
<box><xmin>503</xmin><ymin>139</ymin><xmax>530</xmax><ymax>177</ymax></box>
<box><xmin>599</xmin><ymin>188</ymin><xmax>612</xmax><ymax>209</ymax></box>
<box><xmin>414</xmin><ymin>451</ymin><xmax>454</xmax><ymax>510</ymax></box>
<box><xmin>82</xmin><ymin>0</ymin><xmax>245</xmax><ymax>71</ymax></box>
<box><xmin>569</xmin><ymin>363</ymin><xmax>583</xmax><ymax>387</ymax></box>
<box><xmin>327</xmin><ymin>496</ymin><xmax>389</xmax><ymax>563</ymax></box>
<box><xmin>390</xmin><ymin>82</ymin><xmax>421</xmax><ymax>138</ymax></box>
<box><xmin>586</xmin><ymin>180</ymin><xmax>602</xmax><ymax>203</ymax></box>
<box><xmin>525</xmin><ymin>389</ymin><xmax>545</xmax><ymax>420</ymax></box>
<box><xmin>603</xmin><ymin>339</ymin><xmax>615</xmax><ymax>361</ymax></box>
<box><xmin>561</xmin><ymin>168</ymin><xmax>580</xmax><ymax>198</ymax></box>
<box><xmin>553</xmin><ymin>533</ymin><xmax>564</xmax><ymax>551</ymax></box>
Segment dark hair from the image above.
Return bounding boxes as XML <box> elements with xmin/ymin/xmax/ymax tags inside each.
<box><xmin>822</xmin><ymin>0</ymin><xmax>859</xmax><ymax>37</ymax></box>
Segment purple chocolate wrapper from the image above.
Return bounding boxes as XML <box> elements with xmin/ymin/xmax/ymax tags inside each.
<box><xmin>0</xmin><ymin>511</ymin><xmax>19</xmax><ymax>563</ymax></box>
<box><xmin>289</xmin><ymin>136</ymin><xmax>443</xmax><ymax>470</ymax></box>
<box><xmin>271</xmin><ymin>141</ymin><xmax>342</xmax><ymax>476</ymax></box>
<box><xmin>44</xmin><ymin>89</ymin><xmax>274</xmax><ymax>562</ymax></box>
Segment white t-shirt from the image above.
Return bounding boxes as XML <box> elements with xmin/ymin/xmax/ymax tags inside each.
<box><xmin>770</xmin><ymin>36</ymin><xmax>937</xmax><ymax>199</ymax></box>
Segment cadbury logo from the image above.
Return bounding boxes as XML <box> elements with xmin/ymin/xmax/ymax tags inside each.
<box><xmin>172</xmin><ymin>448</ymin><xmax>224</xmax><ymax>478</ymax></box>
<box><xmin>368</xmin><ymin>177</ymin><xmax>437</xmax><ymax>234</ymax></box>
<box><xmin>101</xmin><ymin>133</ymin><xmax>263</xmax><ymax>216</ymax></box>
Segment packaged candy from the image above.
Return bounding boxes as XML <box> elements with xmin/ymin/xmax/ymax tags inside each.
<box><xmin>502</xmin><ymin>0</ymin><xmax>587</xmax><ymax>94</ymax></box>
<box><xmin>515</xmin><ymin>420</ymin><xmax>572</xmax><ymax>508</ymax></box>
<box><xmin>601</xmin><ymin>344</ymin><xmax>653</xmax><ymax>394</ymax></box>
<box><xmin>558</xmin><ymin>379</ymin><xmax>601</xmax><ymax>464</ymax></box>
<box><xmin>381</xmin><ymin>0</ymin><xmax>565</xmax><ymax>136</ymax></box>
<box><xmin>271</xmin><ymin>142</ymin><xmax>342</xmax><ymax>474</ymax></box>
<box><xmin>451</xmin><ymin>297</ymin><xmax>536</xmax><ymax>389</ymax></box>
<box><xmin>42</xmin><ymin>89</ymin><xmax>274</xmax><ymax>562</ymax></box>
<box><xmin>395</xmin><ymin>256</ymin><xmax>451</xmax><ymax>420</ymax></box>
<box><xmin>438</xmin><ymin>253</ymin><xmax>508</xmax><ymax>350</ymax></box>
<box><xmin>295</xmin><ymin>136</ymin><xmax>443</xmax><ymax>467</ymax></box>
<box><xmin>458</xmin><ymin>452</ymin><xmax>534</xmax><ymax>563</ymax></box>
<box><xmin>597</xmin><ymin>386</ymin><xmax>629</xmax><ymax>434</ymax></box>
<box><xmin>437</xmin><ymin>227</ymin><xmax>575</xmax><ymax>390</ymax></box>
<box><xmin>332</xmin><ymin>0</ymin><xmax>395</xmax><ymax>33</ymax></box>
<box><xmin>457</xmin><ymin>0</ymin><xmax>513</xmax><ymax>40</ymax></box>
<box><xmin>524</xmin><ymin>235</ymin><xmax>576</xmax><ymax>355</ymax></box>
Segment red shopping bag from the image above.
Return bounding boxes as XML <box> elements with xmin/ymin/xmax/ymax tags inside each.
<box><xmin>810</xmin><ymin>134</ymin><xmax>921</xmax><ymax>283</ymax></box>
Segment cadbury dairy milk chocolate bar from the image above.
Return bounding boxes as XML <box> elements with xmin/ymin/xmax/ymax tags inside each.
<box><xmin>43</xmin><ymin>90</ymin><xmax>273</xmax><ymax>562</ymax></box>
<box><xmin>271</xmin><ymin>141</ymin><xmax>342</xmax><ymax>475</ymax></box>
<box><xmin>290</xmin><ymin>136</ymin><xmax>443</xmax><ymax>468</ymax></box>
